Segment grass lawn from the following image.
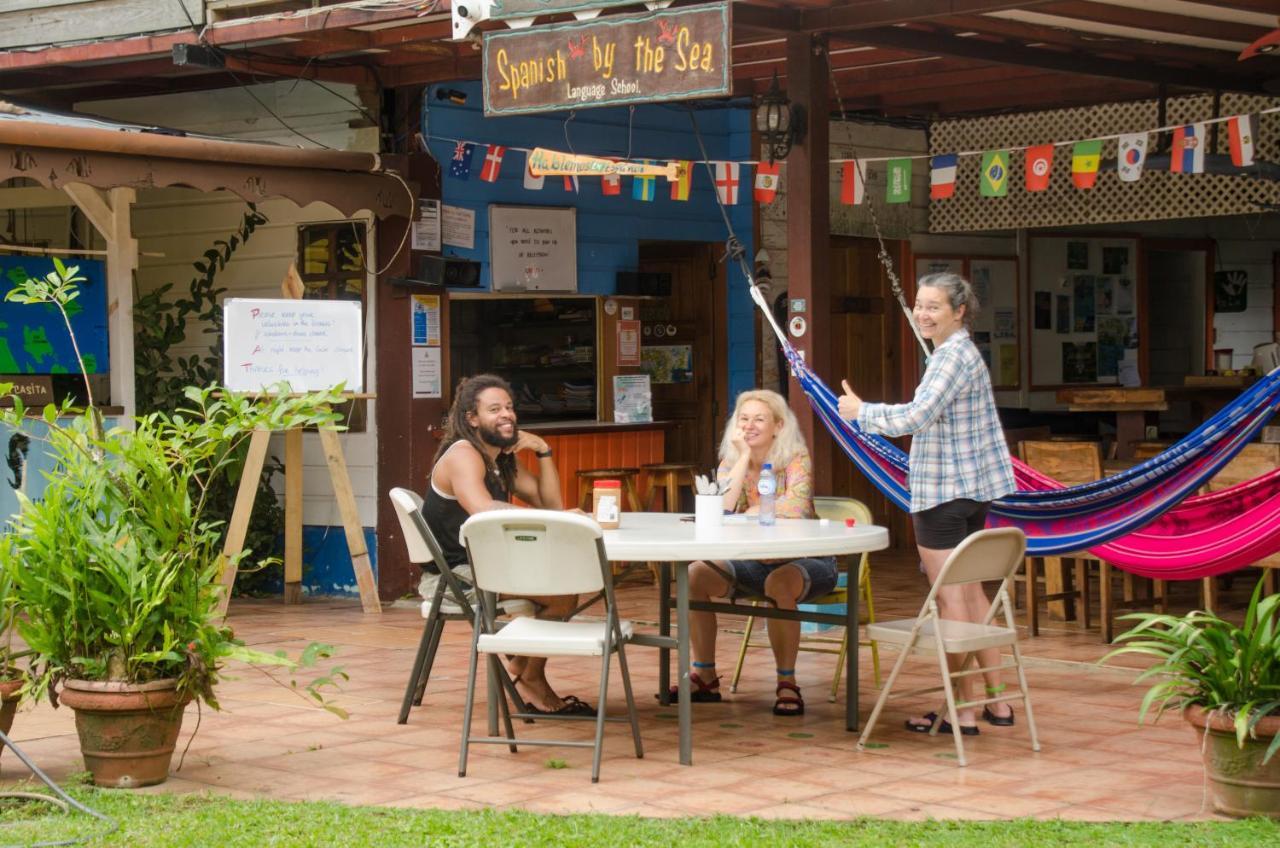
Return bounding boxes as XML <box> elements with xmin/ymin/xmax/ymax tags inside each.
<box><xmin>0</xmin><ymin>781</ymin><xmax>1277</xmax><ymax>847</ymax></box>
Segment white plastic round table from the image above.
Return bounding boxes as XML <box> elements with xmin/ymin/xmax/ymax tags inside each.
<box><xmin>601</xmin><ymin>512</ymin><xmax>890</xmax><ymax>765</ymax></box>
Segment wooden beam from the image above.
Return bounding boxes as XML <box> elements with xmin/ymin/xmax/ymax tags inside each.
<box><xmin>784</xmin><ymin>32</ymin><xmax>832</xmax><ymax>496</ymax></box>
<box><xmin>798</xmin><ymin>0</ymin><xmax>1060</xmax><ymax>32</ymax></box>
<box><xmin>934</xmin><ymin>14</ymin><xmax>1249</xmax><ymax>69</ymax></box>
<box><xmin>1035</xmin><ymin>1</ymin><xmax>1271</xmax><ymax>45</ymax></box>
<box><xmin>840</xmin><ymin>25</ymin><xmax>1273</xmax><ymax>93</ymax></box>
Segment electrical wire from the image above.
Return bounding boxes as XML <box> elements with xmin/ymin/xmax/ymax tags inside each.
<box><xmin>0</xmin><ymin>729</ymin><xmax>118</xmax><ymax>847</ymax></box>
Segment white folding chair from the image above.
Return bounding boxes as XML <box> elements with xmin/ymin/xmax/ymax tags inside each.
<box><xmin>458</xmin><ymin>509</ymin><xmax>643</xmax><ymax>783</ymax></box>
<box><xmin>857</xmin><ymin>527</ymin><xmax>1040</xmax><ymax>766</ymax></box>
<box><xmin>388</xmin><ymin>488</ymin><xmax>533</xmax><ymax>724</ymax></box>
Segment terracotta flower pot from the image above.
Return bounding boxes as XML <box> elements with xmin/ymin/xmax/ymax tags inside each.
<box><xmin>0</xmin><ymin>678</ymin><xmax>22</xmax><ymax>762</ymax></box>
<box><xmin>58</xmin><ymin>678</ymin><xmax>190</xmax><ymax>788</ymax></box>
<box><xmin>1185</xmin><ymin>706</ymin><xmax>1280</xmax><ymax>819</ymax></box>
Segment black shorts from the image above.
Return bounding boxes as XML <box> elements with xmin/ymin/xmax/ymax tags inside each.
<box><xmin>912</xmin><ymin>499</ymin><xmax>990</xmax><ymax>550</ymax></box>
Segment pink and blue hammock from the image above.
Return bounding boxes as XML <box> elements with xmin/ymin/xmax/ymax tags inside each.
<box><xmin>749</xmin><ymin>286</ymin><xmax>1280</xmax><ymax>581</ymax></box>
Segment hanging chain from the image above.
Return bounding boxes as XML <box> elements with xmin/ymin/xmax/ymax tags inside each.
<box><xmin>826</xmin><ymin>45</ymin><xmax>929</xmax><ymax>357</ymax></box>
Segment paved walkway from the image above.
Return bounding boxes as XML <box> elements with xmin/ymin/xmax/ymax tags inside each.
<box><xmin>3</xmin><ymin>551</ymin><xmax>1242</xmax><ymax>821</ymax></box>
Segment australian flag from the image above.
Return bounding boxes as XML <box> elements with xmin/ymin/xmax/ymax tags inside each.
<box><xmin>449</xmin><ymin>142</ymin><xmax>475</xmax><ymax>180</ymax></box>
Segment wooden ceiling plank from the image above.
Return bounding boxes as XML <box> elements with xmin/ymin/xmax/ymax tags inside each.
<box><xmin>796</xmin><ymin>0</ymin><xmax>1061</xmax><ymax>32</ymax></box>
<box><xmin>840</xmin><ymin>25</ymin><xmax>1271</xmax><ymax>93</ymax></box>
<box><xmin>1036</xmin><ymin>0</ymin><xmax>1270</xmax><ymax>44</ymax></box>
<box><xmin>936</xmin><ymin>13</ymin><xmax>1243</xmax><ymax>69</ymax></box>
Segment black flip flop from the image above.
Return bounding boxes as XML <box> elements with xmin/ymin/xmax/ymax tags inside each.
<box><xmin>905</xmin><ymin>711</ymin><xmax>979</xmax><ymax>736</ymax></box>
<box><xmin>983</xmin><ymin>705</ymin><xmax>1015</xmax><ymax>726</ymax></box>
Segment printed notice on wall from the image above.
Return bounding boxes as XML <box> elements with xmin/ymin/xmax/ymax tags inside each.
<box><xmin>412</xmin><ymin>346</ymin><xmax>442</xmax><ymax>398</ymax></box>
<box><xmin>411</xmin><ymin>294</ymin><xmax>441</xmax><ymax>346</ymax></box>
<box><xmin>412</xmin><ymin>199</ymin><xmax>441</xmax><ymax>251</ymax></box>
<box><xmin>441</xmin><ymin>204</ymin><xmax>475</xmax><ymax>250</ymax></box>
<box><xmin>489</xmin><ymin>205</ymin><xmax>577</xmax><ymax>291</ymax></box>
<box><xmin>223</xmin><ymin>298</ymin><xmax>362</xmax><ymax>392</ymax></box>
<box><xmin>613</xmin><ymin>374</ymin><xmax>652</xmax><ymax>423</ymax></box>
<box><xmin>616</xmin><ymin>319</ymin><xmax>641</xmax><ymax>367</ymax></box>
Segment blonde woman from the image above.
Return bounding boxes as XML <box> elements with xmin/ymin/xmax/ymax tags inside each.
<box><xmin>670</xmin><ymin>389</ymin><xmax>836</xmax><ymax>717</ymax></box>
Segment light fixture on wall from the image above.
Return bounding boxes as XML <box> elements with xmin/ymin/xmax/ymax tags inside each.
<box><xmin>755</xmin><ymin>71</ymin><xmax>805</xmax><ymax>163</ymax></box>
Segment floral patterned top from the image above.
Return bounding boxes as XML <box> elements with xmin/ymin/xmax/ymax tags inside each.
<box><xmin>717</xmin><ymin>449</ymin><xmax>817</xmax><ymax>519</ymax></box>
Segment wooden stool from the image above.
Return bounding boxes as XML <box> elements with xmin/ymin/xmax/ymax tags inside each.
<box><xmin>576</xmin><ymin>468</ymin><xmax>643</xmax><ymax>513</ymax></box>
<box><xmin>641</xmin><ymin>462</ymin><xmax>699</xmax><ymax>512</ymax></box>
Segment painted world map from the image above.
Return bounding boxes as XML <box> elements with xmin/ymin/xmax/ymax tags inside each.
<box><xmin>0</xmin><ymin>257</ymin><xmax>110</xmax><ymax>375</ymax></box>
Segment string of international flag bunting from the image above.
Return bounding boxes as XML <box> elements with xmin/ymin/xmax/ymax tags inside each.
<box><xmin>435</xmin><ymin>105</ymin><xmax>1277</xmax><ymax>207</ymax></box>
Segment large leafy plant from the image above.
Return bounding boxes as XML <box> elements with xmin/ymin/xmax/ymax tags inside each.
<box><xmin>0</xmin><ymin>259</ymin><xmax>347</xmax><ymax>713</ymax></box>
<box><xmin>1104</xmin><ymin>579</ymin><xmax>1280</xmax><ymax>764</ymax></box>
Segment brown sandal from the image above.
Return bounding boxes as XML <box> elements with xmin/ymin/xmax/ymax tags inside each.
<box><xmin>772</xmin><ymin>680</ymin><xmax>804</xmax><ymax>716</ymax></box>
<box><xmin>659</xmin><ymin>672</ymin><xmax>722</xmax><ymax>703</ymax></box>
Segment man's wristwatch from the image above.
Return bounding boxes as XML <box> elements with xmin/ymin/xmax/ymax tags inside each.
<box><xmin>535</xmin><ymin>449</ymin><xmax>553</xmax><ymax>458</ymax></box>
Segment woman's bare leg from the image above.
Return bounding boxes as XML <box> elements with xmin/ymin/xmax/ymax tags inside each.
<box><xmin>687</xmin><ymin>561</ymin><xmax>731</xmax><ymax>681</ymax></box>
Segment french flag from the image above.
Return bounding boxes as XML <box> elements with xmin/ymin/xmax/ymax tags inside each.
<box><xmin>1170</xmin><ymin>123</ymin><xmax>1205</xmax><ymax>174</ymax></box>
<box><xmin>929</xmin><ymin>154</ymin><xmax>957</xmax><ymax>199</ymax></box>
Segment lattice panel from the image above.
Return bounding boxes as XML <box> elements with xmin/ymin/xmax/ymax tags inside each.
<box><xmin>929</xmin><ymin>94</ymin><xmax>1280</xmax><ymax>233</ymax></box>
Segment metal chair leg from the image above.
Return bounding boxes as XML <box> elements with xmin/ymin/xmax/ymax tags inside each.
<box><xmin>398</xmin><ymin>601</ymin><xmax>442</xmax><ymax>724</ymax></box>
<box><xmin>591</xmin><ymin>645</ymin><xmax>612</xmax><ymax>784</ymax></box>
<box><xmin>616</xmin><ymin>640</ymin><xmax>644</xmax><ymax>759</ymax></box>
<box><xmin>413</xmin><ymin>615</ymin><xmax>445</xmax><ymax>706</ymax></box>
<box><xmin>730</xmin><ymin>608</ymin><xmax>758</xmax><ymax>693</ymax></box>
<box><xmin>457</xmin><ymin>628</ymin><xmax>482</xmax><ymax>777</ymax></box>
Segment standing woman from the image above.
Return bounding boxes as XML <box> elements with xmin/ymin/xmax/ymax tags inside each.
<box><xmin>837</xmin><ymin>272</ymin><xmax>1017</xmax><ymax>736</ymax></box>
<box><xmin>674</xmin><ymin>390</ymin><xmax>838</xmax><ymax>717</ymax></box>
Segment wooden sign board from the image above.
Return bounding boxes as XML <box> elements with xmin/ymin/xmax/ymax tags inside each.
<box><xmin>0</xmin><ymin>374</ymin><xmax>52</xmax><ymax>407</ymax></box>
<box><xmin>483</xmin><ymin>1</ymin><xmax>731</xmax><ymax>116</ymax></box>
<box><xmin>223</xmin><ymin>298</ymin><xmax>364</xmax><ymax>393</ymax></box>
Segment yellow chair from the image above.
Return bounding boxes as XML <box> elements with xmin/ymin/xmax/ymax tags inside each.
<box><xmin>728</xmin><ymin>496</ymin><xmax>881</xmax><ymax>701</ymax></box>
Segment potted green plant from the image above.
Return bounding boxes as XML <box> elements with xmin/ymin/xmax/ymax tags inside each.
<box><xmin>0</xmin><ymin>259</ymin><xmax>347</xmax><ymax>787</ymax></box>
<box><xmin>1104</xmin><ymin>579</ymin><xmax>1280</xmax><ymax>819</ymax></box>
<box><xmin>0</xmin><ymin>566</ymin><xmax>31</xmax><ymax>749</ymax></box>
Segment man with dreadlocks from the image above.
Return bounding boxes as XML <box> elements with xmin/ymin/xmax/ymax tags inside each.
<box><xmin>421</xmin><ymin>373</ymin><xmax>593</xmax><ymax>716</ymax></box>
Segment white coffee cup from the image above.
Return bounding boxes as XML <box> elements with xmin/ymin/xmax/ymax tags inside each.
<box><xmin>694</xmin><ymin>493</ymin><xmax>723</xmax><ymax>527</ymax></box>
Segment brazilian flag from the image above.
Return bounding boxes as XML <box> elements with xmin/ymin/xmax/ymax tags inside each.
<box><xmin>981</xmin><ymin>150</ymin><xmax>1010</xmax><ymax>197</ymax></box>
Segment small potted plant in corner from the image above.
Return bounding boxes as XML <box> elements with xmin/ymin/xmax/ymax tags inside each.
<box><xmin>1104</xmin><ymin>579</ymin><xmax>1280</xmax><ymax>818</ymax></box>
<box><xmin>0</xmin><ymin>566</ymin><xmax>32</xmax><ymax>752</ymax></box>
<box><xmin>0</xmin><ymin>259</ymin><xmax>347</xmax><ymax>787</ymax></box>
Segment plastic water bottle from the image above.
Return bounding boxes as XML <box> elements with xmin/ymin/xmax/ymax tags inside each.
<box><xmin>757</xmin><ymin>463</ymin><xmax>777</xmax><ymax>526</ymax></box>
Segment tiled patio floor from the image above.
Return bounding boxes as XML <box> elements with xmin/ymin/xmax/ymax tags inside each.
<box><xmin>4</xmin><ymin>550</ymin><xmax>1257</xmax><ymax>821</ymax></box>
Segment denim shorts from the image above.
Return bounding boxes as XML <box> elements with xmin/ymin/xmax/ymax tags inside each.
<box><xmin>719</xmin><ymin>557</ymin><xmax>839</xmax><ymax>603</ymax></box>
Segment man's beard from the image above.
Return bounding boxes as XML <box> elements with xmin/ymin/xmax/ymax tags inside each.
<box><xmin>477</xmin><ymin>422</ymin><xmax>518</xmax><ymax>449</ymax></box>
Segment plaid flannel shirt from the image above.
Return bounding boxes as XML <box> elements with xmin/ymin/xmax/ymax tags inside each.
<box><xmin>855</xmin><ymin>329</ymin><xmax>1015</xmax><ymax>513</ymax></box>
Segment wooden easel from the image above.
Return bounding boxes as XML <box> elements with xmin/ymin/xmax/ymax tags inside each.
<box><xmin>215</xmin><ymin>402</ymin><xmax>381</xmax><ymax>617</ymax></box>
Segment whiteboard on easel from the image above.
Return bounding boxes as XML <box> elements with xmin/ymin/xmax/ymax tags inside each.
<box><xmin>223</xmin><ymin>298</ymin><xmax>364</xmax><ymax>392</ymax></box>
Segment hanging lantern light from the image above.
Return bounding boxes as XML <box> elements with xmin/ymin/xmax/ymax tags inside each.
<box><xmin>755</xmin><ymin>70</ymin><xmax>805</xmax><ymax>163</ymax></box>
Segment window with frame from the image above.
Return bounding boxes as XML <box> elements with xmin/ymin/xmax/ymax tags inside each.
<box><xmin>297</xmin><ymin>221</ymin><xmax>369</xmax><ymax>431</ymax></box>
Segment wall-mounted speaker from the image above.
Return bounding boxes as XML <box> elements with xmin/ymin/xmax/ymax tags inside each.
<box><xmin>419</xmin><ymin>255</ymin><xmax>482</xmax><ymax>287</ymax></box>
<box><xmin>616</xmin><ymin>271</ymin><xmax>672</xmax><ymax>297</ymax></box>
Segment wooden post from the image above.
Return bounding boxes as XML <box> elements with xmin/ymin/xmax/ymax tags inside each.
<box><xmin>319</xmin><ymin>428</ymin><xmax>382</xmax><ymax>614</ymax></box>
<box><xmin>63</xmin><ymin>184</ymin><xmax>138</xmax><ymax>422</ymax></box>
<box><xmin>283</xmin><ymin>427</ymin><xmax>304</xmax><ymax>604</ymax></box>
<box><xmin>784</xmin><ymin>33</ymin><xmax>832</xmax><ymax>495</ymax></box>
<box><xmin>216</xmin><ymin>428</ymin><xmax>271</xmax><ymax>617</ymax></box>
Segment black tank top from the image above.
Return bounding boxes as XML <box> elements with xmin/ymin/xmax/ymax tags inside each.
<box><xmin>420</xmin><ymin>442</ymin><xmax>510</xmax><ymax>570</ymax></box>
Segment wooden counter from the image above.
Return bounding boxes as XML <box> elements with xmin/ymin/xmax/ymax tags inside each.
<box><xmin>517</xmin><ymin>420</ymin><xmax>672</xmax><ymax>509</ymax></box>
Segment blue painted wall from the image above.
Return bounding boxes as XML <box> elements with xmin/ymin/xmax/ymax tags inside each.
<box><xmin>422</xmin><ymin>79</ymin><xmax>756</xmax><ymax>399</ymax></box>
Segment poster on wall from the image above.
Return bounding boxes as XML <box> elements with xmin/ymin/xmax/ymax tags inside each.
<box><xmin>1072</xmin><ymin>275</ymin><xmax>1095</xmax><ymax>332</ymax></box>
<box><xmin>1034</xmin><ymin>291</ymin><xmax>1051</xmax><ymax>330</ymax></box>
<box><xmin>0</xmin><ymin>257</ymin><xmax>110</xmax><ymax>374</ymax></box>
<box><xmin>1062</xmin><ymin>341</ymin><xmax>1098</xmax><ymax>383</ymax></box>
<box><xmin>616</xmin><ymin>319</ymin><xmax>641</xmax><ymax>367</ymax></box>
<box><xmin>1213</xmin><ymin>270</ymin><xmax>1248</xmax><ymax>313</ymax></box>
<box><xmin>613</xmin><ymin>374</ymin><xmax>652</xmax><ymax>423</ymax></box>
<box><xmin>1102</xmin><ymin>246</ymin><xmax>1129</xmax><ymax>275</ymax></box>
<box><xmin>1055</xmin><ymin>294</ymin><xmax>1071</xmax><ymax>334</ymax></box>
<box><xmin>1067</xmin><ymin>241</ymin><xmax>1090</xmax><ymax>270</ymax></box>
<box><xmin>1097</xmin><ymin>316</ymin><xmax>1127</xmax><ymax>379</ymax></box>
<box><xmin>410</xmin><ymin>294</ymin><xmax>441</xmax><ymax>346</ymax></box>
<box><xmin>994</xmin><ymin>309</ymin><xmax>1016</xmax><ymax>339</ymax></box>
<box><xmin>640</xmin><ymin>345</ymin><xmax>693</xmax><ymax>384</ymax></box>
<box><xmin>1115</xmin><ymin>276</ymin><xmax>1135</xmax><ymax>315</ymax></box>
<box><xmin>999</xmin><ymin>345</ymin><xmax>1018</xmax><ymax>386</ymax></box>
<box><xmin>1095</xmin><ymin>276</ymin><xmax>1114</xmax><ymax>314</ymax></box>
